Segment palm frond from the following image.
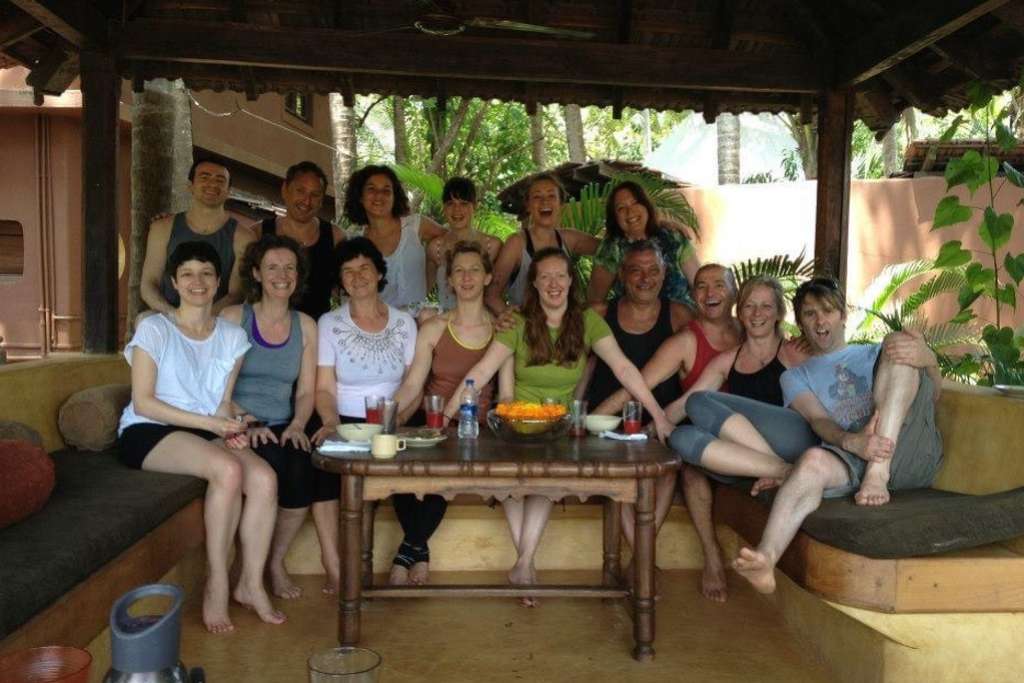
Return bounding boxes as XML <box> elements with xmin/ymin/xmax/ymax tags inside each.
<box><xmin>392</xmin><ymin>163</ymin><xmax>444</xmax><ymax>205</ymax></box>
<box><xmin>730</xmin><ymin>250</ymin><xmax>817</xmax><ymax>289</ymax></box>
<box><xmin>937</xmin><ymin>352</ymin><xmax>982</xmax><ymax>384</ymax></box>
<box><xmin>561</xmin><ymin>181</ymin><xmax>613</xmax><ymax>235</ymax></box>
<box><xmin>899</xmin><ymin>269</ymin><xmax>967</xmax><ymax>319</ymax></box>
<box><xmin>920</xmin><ymin>322</ymin><xmax>979</xmax><ymax>349</ymax></box>
<box><xmin>474</xmin><ymin>211</ymin><xmax>518</xmax><ymax>240</ymax></box>
<box><xmin>860</xmin><ymin>260</ymin><xmax>934</xmax><ymax>316</ymax></box>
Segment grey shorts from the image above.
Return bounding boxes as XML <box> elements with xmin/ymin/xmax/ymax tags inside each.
<box><xmin>821</xmin><ymin>370</ymin><xmax>944</xmax><ymax>498</ymax></box>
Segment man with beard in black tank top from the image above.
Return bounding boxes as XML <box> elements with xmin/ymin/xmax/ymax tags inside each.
<box><xmin>255</xmin><ymin>161</ymin><xmax>345</xmax><ymax>322</ymax></box>
<box><xmin>577</xmin><ymin>240</ymin><xmax>692</xmax><ymax>587</ymax></box>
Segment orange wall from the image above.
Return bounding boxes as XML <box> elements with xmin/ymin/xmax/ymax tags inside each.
<box><xmin>683</xmin><ymin>178</ymin><xmax>1024</xmax><ymax>329</ymax></box>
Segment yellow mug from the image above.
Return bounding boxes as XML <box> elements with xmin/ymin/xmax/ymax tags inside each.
<box><xmin>371</xmin><ymin>434</ymin><xmax>406</xmax><ymax>459</ymax></box>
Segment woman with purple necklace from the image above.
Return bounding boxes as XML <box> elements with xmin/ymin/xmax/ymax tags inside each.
<box><xmin>220</xmin><ymin>234</ymin><xmax>327</xmax><ymax>600</ymax></box>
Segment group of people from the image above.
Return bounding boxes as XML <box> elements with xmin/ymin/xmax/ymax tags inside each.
<box><xmin>117</xmin><ymin>155</ymin><xmax>944</xmax><ymax>632</ymax></box>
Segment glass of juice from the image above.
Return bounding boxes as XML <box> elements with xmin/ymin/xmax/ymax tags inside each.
<box><xmin>364</xmin><ymin>395</ymin><xmax>383</xmax><ymax>424</ymax></box>
<box><xmin>622</xmin><ymin>401</ymin><xmax>642</xmax><ymax>435</ymax></box>
<box><xmin>424</xmin><ymin>395</ymin><xmax>445</xmax><ymax>428</ymax></box>
<box><xmin>569</xmin><ymin>399</ymin><xmax>587</xmax><ymax>438</ymax></box>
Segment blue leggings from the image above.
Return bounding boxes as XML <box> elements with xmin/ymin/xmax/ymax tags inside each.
<box><xmin>669</xmin><ymin>391</ymin><xmax>818</xmax><ymax>468</ymax></box>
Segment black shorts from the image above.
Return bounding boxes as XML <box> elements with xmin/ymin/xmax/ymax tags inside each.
<box><xmin>117</xmin><ymin>423</ymin><xmax>218</xmax><ymax>469</ymax></box>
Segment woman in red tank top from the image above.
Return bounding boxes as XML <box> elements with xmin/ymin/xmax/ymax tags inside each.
<box><xmin>390</xmin><ymin>242</ymin><xmax>506</xmax><ymax>586</ymax></box>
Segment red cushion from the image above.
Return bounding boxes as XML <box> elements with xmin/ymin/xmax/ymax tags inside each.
<box><xmin>0</xmin><ymin>440</ymin><xmax>55</xmax><ymax>530</ymax></box>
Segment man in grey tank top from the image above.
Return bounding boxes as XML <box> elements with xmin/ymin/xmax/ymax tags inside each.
<box><xmin>140</xmin><ymin>158</ymin><xmax>256</xmax><ymax>315</ymax></box>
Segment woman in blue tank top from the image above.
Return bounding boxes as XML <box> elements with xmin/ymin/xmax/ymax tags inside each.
<box><xmin>220</xmin><ymin>234</ymin><xmax>332</xmax><ymax>599</ymax></box>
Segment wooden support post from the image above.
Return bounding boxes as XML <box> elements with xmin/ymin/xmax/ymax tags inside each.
<box><xmin>339</xmin><ymin>474</ymin><xmax>364</xmax><ymax>645</ymax></box>
<box><xmin>80</xmin><ymin>49</ymin><xmax>120</xmax><ymax>353</ymax></box>
<box><xmin>814</xmin><ymin>88</ymin><xmax>853</xmax><ymax>286</ymax></box>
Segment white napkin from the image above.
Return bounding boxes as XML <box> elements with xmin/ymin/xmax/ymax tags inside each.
<box><xmin>600</xmin><ymin>431</ymin><xmax>648</xmax><ymax>441</ymax></box>
<box><xmin>319</xmin><ymin>439</ymin><xmax>372</xmax><ymax>456</ymax></box>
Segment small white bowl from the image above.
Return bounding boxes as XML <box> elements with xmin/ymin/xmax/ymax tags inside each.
<box><xmin>585</xmin><ymin>414</ymin><xmax>622</xmax><ymax>435</ymax></box>
<box><xmin>337</xmin><ymin>423</ymin><xmax>383</xmax><ymax>443</ymax></box>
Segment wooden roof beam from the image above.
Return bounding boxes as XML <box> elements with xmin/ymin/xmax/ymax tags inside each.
<box><xmin>838</xmin><ymin>0</ymin><xmax>1010</xmax><ymax>86</ymax></box>
<box><xmin>9</xmin><ymin>0</ymin><xmax>109</xmax><ymax>47</ymax></box>
<box><xmin>0</xmin><ymin>8</ymin><xmax>42</xmax><ymax>49</ymax></box>
<box><xmin>117</xmin><ymin>18</ymin><xmax>821</xmax><ymax>94</ymax></box>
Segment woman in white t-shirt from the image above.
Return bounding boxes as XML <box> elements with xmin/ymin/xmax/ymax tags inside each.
<box><xmin>310</xmin><ymin>237</ymin><xmax>417</xmax><ymax>591</ymax></box>
<box><xmin>117</xmin><ymin>241</ymin><xmax>285</xmax><ymax>634</ymax></box>
<box><xmin>342</xmin><ymin>165</ymin><xmax>446</xmax><ymax>310</ymax></box>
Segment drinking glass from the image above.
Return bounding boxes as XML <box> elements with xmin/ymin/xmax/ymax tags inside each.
<box><xmin>568</xmin><ymin>399</ymin><xmax>588</xmax><ymax>438</ymax></box>
<box><xmin>622</xmin><ymin>401</ymin><xmax>643</xmax><ymax>435</ymax></box>
<box><xmin>424</xmin><ymin>395</ymin><xmax>445</xmax><ymax>429</ymax></box>
<box><xmin>381</xmin><ymin>398</ymin><xmax>398</xmax><ymax>435</ymax></box>
<box><xmin>364</xmin><ymin>396</ymin><xmax>383</xmax><ymax>425</ymax></box>
<box><xmin>308</xmin><ymin>647</ymin><xmax>381</xmax><ymax>682</ymax></box>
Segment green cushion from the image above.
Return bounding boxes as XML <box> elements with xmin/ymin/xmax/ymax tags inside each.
<box><xmin>0</xmin><ymin>448</ymin><xmax>205</xmax><ymax>640</ymax></box>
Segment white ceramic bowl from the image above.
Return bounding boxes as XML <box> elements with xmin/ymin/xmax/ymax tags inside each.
<box><xmin>584</xmin><ymin>414</ymin><xmax>622</xmax><ymax>435</ymax></box>
<box><xmin>337</xmin><ymin>423</ymin><xmax>383</xmax><ymax>443</ymax></box>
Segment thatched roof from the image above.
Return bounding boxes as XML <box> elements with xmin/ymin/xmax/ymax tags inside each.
<box><xmin>4</xmin><ymin>1</ymin><xmax>1024</xmax><ymax>132</ymax></box>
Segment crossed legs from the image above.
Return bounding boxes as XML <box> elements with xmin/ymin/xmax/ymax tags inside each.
<box><xmin>503</xmin><ymin>496</ymin><xmax>553</xmax><ymax>606</ymax></box>
<box><xmin>142</xmin><ymin>432</ymin><xmax>285</xmax><ymax>632</ymax></box>
<box><xmin>734</xmin><ymin>358</ymin><xmax>922</xmax><ymax>592</ymax></box>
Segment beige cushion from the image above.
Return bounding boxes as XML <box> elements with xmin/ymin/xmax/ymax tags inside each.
<box><xmin>0</xmin><ymin>421</ymin><xmax>43</xmax><ymax>448</ymax></box>
<box><xmin>57</xmin><ymin>384</ymin><xmax>131</xmax><ymax>452</ymax></box>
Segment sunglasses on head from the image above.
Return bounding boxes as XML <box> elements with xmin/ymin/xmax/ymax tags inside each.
<box><xmin>796</xmin><ymin>277</ymin><xmax>839</xmax><ymax>293</ymax></box>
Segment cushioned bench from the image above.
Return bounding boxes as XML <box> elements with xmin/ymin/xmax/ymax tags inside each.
<box><xmin>0</xmin><ymin>448</ymin><xmax>205</xmax><ymax>648</ymax></box>
<box><xmin>717</xmin><ymin>485</ymin><xmax>1024</xmax><ymax>612</ymax></box>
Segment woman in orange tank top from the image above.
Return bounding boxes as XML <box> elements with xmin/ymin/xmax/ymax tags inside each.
<box><xmin>390</xmin><ymin>241</ymin><xmax>513</xmax><ymax>586</ymax></box>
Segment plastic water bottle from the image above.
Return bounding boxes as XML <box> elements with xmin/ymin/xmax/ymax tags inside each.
<box><xmin>458</xmin><ymin>379</ymin><xmax>479</xmax><ymax>439</ymax></box>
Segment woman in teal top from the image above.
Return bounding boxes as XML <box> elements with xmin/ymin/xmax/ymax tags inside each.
<box><xmin>444</xmin><ymin>247</ymin><xmax>672</xmax><ymax>605</ymax></box>
<box><xmin>586</xmin><ymin>181</ymin><xmax>701</xmax><ymax>307</ymax></box>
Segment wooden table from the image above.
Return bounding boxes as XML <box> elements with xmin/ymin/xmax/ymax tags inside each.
<box><xmin>313</xmin><ymin>430</ymin><xmax>679</xmax><ymax>661</ymax></box>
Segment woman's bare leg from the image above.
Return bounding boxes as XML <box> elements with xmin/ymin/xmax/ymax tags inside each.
<box><xmin>508</xmin><ymin>496</ymin><xmax>553</xmax><ymax>606</ymax></box>
<box><xmin>142</xmin><ymin>433</ymin><xmax>243</xmax><ymax>633</ymax></box>
<box><xmin>267</xmin><ymin>507</ymin><xmax>308</xmax><ymax>599</ymax></box>
<box><xmin>502</xmin><ymin>497</ymin><xmax>526</xmax><ymax>553</ymax></box>
<box><xmin>311</xmin><ymin>500</ymin><xmax>340</xmax><ymax>594</ymax></box>
<box><xmin>229</xmin><ymin>447</ymin><xmax>286</xmax><ymax>624</ymax></box>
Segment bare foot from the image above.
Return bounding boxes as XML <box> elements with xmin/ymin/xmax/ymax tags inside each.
<box><xmin>855</xmin><ymin>469</ymin><xmax>891</xmax><ymax>506</ymax></box>
<box><xmin>732</xmin><ymin>547</ymin><xmax>776</xmax><ymax>594</ymax></box>
<box><xmin>701</xmin><ymin>558</ymin><xmax>728</xmax><ymax>603</ymax></box>
<box><xmin>508</xmin><ymin>562</ymin><xmax>537</xmax><ymax>607</ymax></box>
<box><xmin>389</xmin><ymin>564</ymin><xmax>410</xmax><ymax>586</ymax></box>
<box><xmin>750</xmin><ymin>477</ymin><xmax>782</xmax><ymax>496</ymax></box>
<box><xmin>268</xmin><ymin>563</ymin><xmax>302</xmax><ymax>600</ymax></box>
<box><xmin>233</xmin><ymin>583</ymin><xmax>287</xmax><ymax>625</ymax></box>
<box><xmin>409</xmin><ymin>561</ymin><xmax>430</xmax><ymax>585</ymax></box>
<box><xmin>203</xmin><ymin>576</ymin><xmax>234</xmax><ymax>634</ymax></box>
<box><xmin>322</xmin><ymin>567</ymin><xmax>340</xmax><ymax>595</ymax></box>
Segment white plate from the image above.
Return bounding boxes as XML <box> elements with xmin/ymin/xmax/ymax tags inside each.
<box><xmin>404</xmin><ymin>434</ymin><xmax>447</xmax><ymax>448</ymax></box>
<box><xmin>994</xmin><ymin>384</ymin><xmax>1024</xmax><ymax>398</ymax></box>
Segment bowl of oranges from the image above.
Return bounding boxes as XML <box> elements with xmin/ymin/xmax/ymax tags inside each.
<box><xmin>487</xmin><ymin>401</ymin><xmax>570</xmax><ymax>442</ymax></box>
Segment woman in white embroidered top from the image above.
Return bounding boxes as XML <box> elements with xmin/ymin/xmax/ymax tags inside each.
<box><xmin>117</xmin><ymin>241</ymin><xmax>285</xmax><ymax>634</ymax></box>
<box><xmin>342</xmin><ymin>165</ymin><xmax>447</xmax><ymax>311</ymax></box>
<box><xmin>310</xmin><ymin>237</ymin><xmax>418</xmax><ymax>590</ymax></box>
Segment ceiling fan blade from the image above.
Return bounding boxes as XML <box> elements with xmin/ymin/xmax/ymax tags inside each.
<box><xmin>465</xmin><ymin>17</ymin><xmax>595</xmax><ymax>39</ymax></box>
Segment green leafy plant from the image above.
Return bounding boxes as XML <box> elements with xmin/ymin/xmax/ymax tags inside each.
<box><xmin>927</xmin><ymin>78</ymin><xmax>1024</xmax><ymax>385</ymax></box>
<box><xmin>392</xmin><ymin>162</ymin><xmax>517</xmax><ymax>240</ymax></box>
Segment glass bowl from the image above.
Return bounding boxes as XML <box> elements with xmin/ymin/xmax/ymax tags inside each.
<box><xmin>486</xmin><ymin>409</ymin><xmax>570</xmax><ymax>442</ymax></box>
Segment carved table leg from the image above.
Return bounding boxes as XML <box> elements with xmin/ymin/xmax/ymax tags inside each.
<box><xmin>632</xmin><ymin>476</ymin><xmax>656</xmax><ymax>661</ymax></box>
<box><xmin>361</xmin><ymin>501</ymin><xmax>376</xmax><ymax>589</ymax></box>
<box><xmin>602</xmin><ymin>498</ymin><xmax>622</xmax><ymax>587</ymax></box>
<box><xmin>339</xmin><ymin>474</ymin><xmax>364</xmax><ymax>645</ymax></box>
